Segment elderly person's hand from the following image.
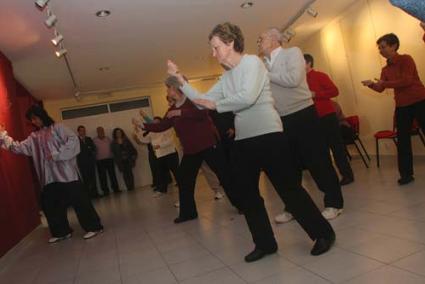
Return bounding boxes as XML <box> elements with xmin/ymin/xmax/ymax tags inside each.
<box><xmin>132</xmin><ymin>117</ymin><xmax>140</xmax><ymax>127</ymax></box>
<box><xmin>226</xmin><ymin>128</ymin><xmax>235</xmax><ymax>138</ymax></box>
<box><xmin>373</xmin><ymin>78</ymin><xmax>384</xmax><ymax>88</ymax></box>
<box><xmin>193</xmin><ymin>99</ymin><xmax>216</xmax><ymax>110</ymax></box>
<box><xmin>167</xmin><ymin>60</ymin><xmax>180</xmax><ymax>77</ymax></box>
<box><xmin>139</xmin><ymin>109</ymin><xmax>148</xmax><ymax>118</ymax></box>
<box><xmin>361</xmin><ymin>80</ymin><xmax>374</xmax><ymax>87</ymax></box>
<box><xmin>167</xmin><ymin>60</ymin><xmax>186</xmax><ymax>85</ymax></box>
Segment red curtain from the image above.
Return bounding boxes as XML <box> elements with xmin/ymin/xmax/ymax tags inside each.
<box><xmin>0</xmin><ymin>51</ymin><xmax>40</xmax><ymax>257</ymax></box>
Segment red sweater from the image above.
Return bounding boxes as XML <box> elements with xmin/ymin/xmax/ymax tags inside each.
<box><xmin>369</xmin><ymin>54</ymin><xmax>425</xmax><ymax>107</ymax></box>
<box><xmin>143</xmin><ymin>99</ymin><xmax>217</xmax><ymax>155</ymax></box>
<box><xmin>306</xmin><ymin>69</ymin><xmax>338</xmax><ymax>117</ymax></box>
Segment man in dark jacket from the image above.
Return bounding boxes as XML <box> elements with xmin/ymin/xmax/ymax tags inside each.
<box><xmin>77</xmin><ymin>125</ymin><xmax>99</xmax><ymax>198</ymax></box>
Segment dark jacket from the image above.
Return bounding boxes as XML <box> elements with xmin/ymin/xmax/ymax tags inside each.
<box><xmin>77</xmin><ymin>136</ymin><xmax>97</xmax><ymax>167</ymax></box>
<box><xmin>111</xmin><ymin>139</ymin><xmax>138</xmax><ymax>171</ymax></box>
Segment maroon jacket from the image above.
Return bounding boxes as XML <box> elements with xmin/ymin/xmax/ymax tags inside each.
<box><xmin>143</xmin><ymin>99</ymin><xmax>218</xmax><ymax>155</ymax></box>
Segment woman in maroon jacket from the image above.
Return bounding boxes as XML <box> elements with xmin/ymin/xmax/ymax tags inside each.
<box><xmin>140</xmin><ymin>76</ymin><xmax>239</xmax><ymax>223</ymax></box>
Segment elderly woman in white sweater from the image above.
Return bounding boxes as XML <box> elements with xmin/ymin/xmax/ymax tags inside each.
<box><xmin>166</xmin><ymin>22</ymin><xmax>335</xmax><ymax>263</ymax></box>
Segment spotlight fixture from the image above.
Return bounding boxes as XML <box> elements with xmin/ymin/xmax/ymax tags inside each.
<box><xmin>306</xmin><ymin>7</ymin><xmax>318</xmax><ymax>18</ymax></box>
<box><xmin>55</xmin><ymin>48</ymin><xmax>67</xmax><ymax>58</ymax></box>
<box><xmin>45</xmin><ymin>13</ymin><xmax>57</xmax><ymax>28</ymax></box>
<box><xmin>35</xmin><ymin>0</ymin><xmax>50</xmax><ymax>10</ymax></box>
<box><xmin>240</xmin><ymin>1</ymin><xmax>253</xmax><ymax>9</ymax></box>
<box><xmin>96</xmin><ymin>10</ymin><xmax>111</xmax><ymax>17</ymax></box>
<box><xmin>51</xmin><ymin>33</ymin><xmax>64</xmax><ymax>46</ymax></box>
<box><xmin>282</xmin><ymin>34</ymin><xmax>292</xmax><ymax>43</ymax></box>
<box><xmin>285</xmin><ymin>29</ymin><xmax>296</xmax><ymax>38</ymax></box>
<box><xmin>281</xmin><ymin>28</ymin><xmax>296</xmax><ymax>43</ymax></box>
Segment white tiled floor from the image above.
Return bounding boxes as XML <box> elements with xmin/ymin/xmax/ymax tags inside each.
<box><xmin>1</xmin><ymin>156</ymin><xmax>425</xmax><ymax>284</ymax></box>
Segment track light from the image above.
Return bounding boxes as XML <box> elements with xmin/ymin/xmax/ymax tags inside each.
<box><xmin>55</xmin><ymin>48</ymin><xmax>67</xmax><ymax>58</ymax></box>
<box><xmin>281</xmin><ymin>29</ymin><xmax>296</xmax><ymax>43</ymax></box>
<box><xmin>45</xmin><ymin>13</ymin><xmax>57</xmax><ymax>28</ymax></box>
<box><xmin>35</xmin><ymin>0</ymin><xmax>50</xmax><ymax>10</ymax></box>
<box><xmin>51</xmin><ymin>33</ymin><xmax>63</xmax><ymax>46</ymax></box>
<box><xmin>306</xmin><ymin>7</ymin><xmax>318</xmax><ymax>18</ymax></box>
<box><xmin>285</xmin><ymin>29</ymin><xmax>296</xmax><ymax>38</ymax></box>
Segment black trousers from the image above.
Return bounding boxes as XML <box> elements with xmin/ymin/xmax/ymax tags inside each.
<box><xmin>78</xmin><ymin>162</ymin><xmax>98</xmax><ymax>198</ymax></box>
<box><xmin>395</xmin><ymin>99</ymin><xmax>425</xmax><ymax>178</ymax></box>
<box><xmin>148</xmin><ymin>144</ymin><xmax>171</xmax><ymax>188</ymax></box>
<box><xmin>120</xmin><ymin>161</ymin><xmax>135</xmax><ymax>191</ymax></box>
<box><xmin>156</xmin><ymin>152</ymin><xmax>179</xmax><ymax>193</ymax></box>
<box><xmin>177</xmin><ymin>145</ymin><xmax>240</xmax><ymax>218</ymax></box>
<box><xmin>234</xmin><ymin>132</ymin><xmax>334</xmax><ymax>250</ymax></box>
<box><xmin>96</xmin><ymin>158</ymin><xmax>119</xmax><ymax>194</ymax></box>
<box><xmin>41</xmin><ymin>181</ymin><xmax>103</xmax><ymax>237</ymax></box>
<box><xmin>319</xmin><ymin>113</ymin><xmax>354</xmax><ymax>179</ymax></box>
<box><xmin>281</xmin><ymin>106</ymin><xmax>343</xmax><ymax>209</ymax></box>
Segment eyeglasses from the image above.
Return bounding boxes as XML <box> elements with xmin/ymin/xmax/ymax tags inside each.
<box><xmin>257</xmin><ymin>36</ymin><xmax>269</xmax><ymax>45</ymax></box>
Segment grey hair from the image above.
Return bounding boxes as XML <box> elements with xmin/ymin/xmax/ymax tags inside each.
<box><xmin>266</xmin><ymin>27</ymin><xmax>283</xmax><ymax>44</ymax></box>
<box><xmin>164</xmin><ymin>76</ymin><xmax>182</xmax><ymax>90</ymax></box>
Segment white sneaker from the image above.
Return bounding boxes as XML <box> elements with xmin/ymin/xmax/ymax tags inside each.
<box><xmin>48</xmin><ymin>233</ymin><xmax>72</xmax><ymax>244</ymax></box>
<box><xmin>174</xmin><ymin>201</ymin><xmax>180</xmax><ymax>208</ymax></box>
<box><xmin>321</xmin><ymin>208</ymin><xmax>343</xmax><ymax>220</ymax></box>
<box><xmin>83</xmin><ymin>229</ymin><xmax>103</xmax><ymax>240</ymax></box>
<box><xmin>214</xmin><ymin>191</ymin><xmax>224</xmax><ymax>200</ymax></box>
<box><xmin>274</xmin><ymin>211</ymin><xmax>294</xmax><ymax>224</ymax></box>
<box><xmin>153</xmin><ymin>192</ymin><xmax>164</xmax><ymax>198</ymax></box>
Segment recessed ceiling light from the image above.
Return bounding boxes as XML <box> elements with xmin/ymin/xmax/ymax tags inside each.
<box><xmin>240</xmin><ymin>1</ymin><xmax>253</xmax><ymax>9</ymax></box>
<box><xmin>96</xmin><ymin>10</ymin><xmax>111</xmax><ymax>17</ymax></box>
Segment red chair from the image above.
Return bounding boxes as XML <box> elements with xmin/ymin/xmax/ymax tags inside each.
<box><xmin>374</xmin><ymin>118</ymin><xmax>425</xmax><ymax>167</ymax></box>
<box><xmin>345</xmin><ymin>116</ymin><xmax>371</xmax><ymax>168</ymax></box>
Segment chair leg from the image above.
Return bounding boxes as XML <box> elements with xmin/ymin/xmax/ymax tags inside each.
<box><xmin>357</xmin><ymin>137</ymin><xmax>371</xmax><ymax>161</ymax></box>
<box><xmin>354</xmin><ymin>141</ymin><xmax>369</xmax><ymax>168</ymax></box>
<box><xmin>418</xmin><ymin>131</ymin><xmax>425</xmax><ymax>147</ymax></box>
<box><xmin>376</xmin><ymin>138</ymin><xmax>380</xmax><ymax>168</ymax></box>
<box><xmin>392</xmin><ymin>138</ymin><xmax>397</xmax><ymax>146</ymax></box>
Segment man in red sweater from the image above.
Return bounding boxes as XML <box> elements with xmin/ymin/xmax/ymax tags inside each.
<box><xmin>304</xmin><ymin>54</ymin><xmax>354</xmax><ymax>186</ymax></box>
<box><xmin>362</xmin><ymin>33</ymin><xmax>425</xmax><ymax>185</ymax></box>
<box><xmin>141</xmin><ymin>76</ymin><xmax>240</xmax><ymax>223</ymax></box>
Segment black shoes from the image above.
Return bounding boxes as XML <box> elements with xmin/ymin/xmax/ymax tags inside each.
<box><xmin>244</xmin><ymin>245</ymin><xmax>278</xmax><ymax>263</ymax></box>
<box><xmin>340</xmin><ymin>176</ymin><xmax>354</xmax><ymax>186</ymax></box>
<box><xmin>398</xmin><ymin>176</ymin><xmax>414</xmax><ymax>185</ymax></box>
<box><xmin>174</xmin><ymin>215</ymin><xmax>198</xmax><ymax>224</ymax></box>
<box><xmin>311</xmin><ymin>232</ymin><xmax>336</xmax><ymax>256</ymax></box>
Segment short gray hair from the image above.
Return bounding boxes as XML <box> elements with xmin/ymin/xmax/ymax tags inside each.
<box><xmin>265</xmin><ymin>27</ymin><xmax>283</xmax><ymax>44</ymax></box>
<box><xmin>164</xmin><ymin>76</ymin><xmax>181</xmax><ymax>90</ymax></box>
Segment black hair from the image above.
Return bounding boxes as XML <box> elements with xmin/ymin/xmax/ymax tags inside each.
<box><xmin>112</xmin><ymin>127</ymin><xmax>128</xmax><ymax>141</ymax></box>
<box><xmin>25</xmin><ymin>104</ymin><xmax>54</xmax><ymax>128</ymax></box>
<box><xmin>304</xmin><ymin>54</ymin><xmax>314</xmax><ymax>68</ymax></box>
<box><xmin>77</xmin><ymin>125</ymin><xmax>85</xmax><ymax>131</ymax></box>
<box><xmin>377</xmin><ymin>33</ymin><xmax>400</xmax><ymax>51</ymax></box>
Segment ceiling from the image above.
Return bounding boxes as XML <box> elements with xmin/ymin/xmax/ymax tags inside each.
<box><xmin>0</xmin><ymin>0</ymin><xmax>357</xmax><ymax>100</ymax></box>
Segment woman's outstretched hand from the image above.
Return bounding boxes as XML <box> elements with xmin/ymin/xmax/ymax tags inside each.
<box><xmin>167</xmin><ymin>60</ymin><xmax>180</xmax><ymax>77</ymax></box>
<box><xmin>193</xmin><ymin>99</ymin><xmax>216</xmax><ymax>110</ymax></box>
